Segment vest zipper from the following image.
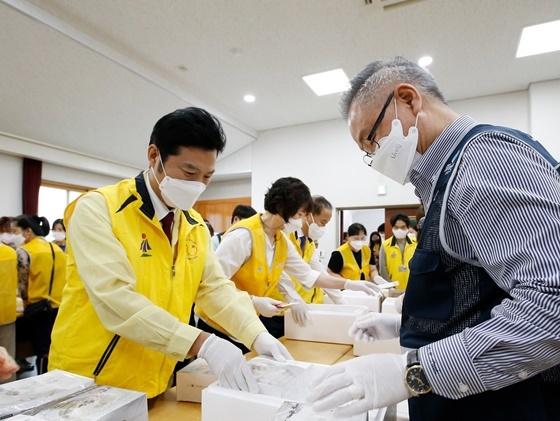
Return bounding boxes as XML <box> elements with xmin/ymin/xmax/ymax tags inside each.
<box><xmin>93</xmin><ymin>334</ymin><xmax>120</xmax><ymax>377</ymax></box>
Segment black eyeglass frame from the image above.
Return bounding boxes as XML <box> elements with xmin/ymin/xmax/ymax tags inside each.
<box><xmin>360</xmin><ymin>92</ymin><xmax>395</xmax><ymax>160</ymax></box>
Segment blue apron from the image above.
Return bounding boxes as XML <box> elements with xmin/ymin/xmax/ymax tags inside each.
<box><xmin>401</xmin><ymin>124</ymin><xmax>560</xmax><ymax>420</ymax></box>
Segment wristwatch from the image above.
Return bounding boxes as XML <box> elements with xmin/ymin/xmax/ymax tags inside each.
<box><xmin>404</xmin><ymin>349</ymin><xmax>432</xmax><ymax>395</ymax></box>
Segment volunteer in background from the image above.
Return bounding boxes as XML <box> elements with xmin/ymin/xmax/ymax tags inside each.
<box><xmin>0</xmin><ymin>239</ymin><xmax>17</xmax><ymax>382</ymax></box>
<box><xmin>308</xmin><ymin>56</ymin><xmax>560</xmax><ymax>420</ymax></box>
<box><xmin>13</xmin><ymin>215</ymin><xmax>67</xmax><ymax>375</ymax></box>
<box><xmin>211</xmin><ymin>205</ymin><xmax>257</xmax><ymax>250</ymax></box>
<box><xmin>51</xmin><ymin>218</ymin><xmax>67</xmax><ymax>252</ymax></box>
<box><xmin>49</xmin><ymin>107</ymin><xmax>290</xmax><ymax>399</ymax></box>
<box><xmin>197</xmin><ymin>177</ymin><xmax>380</xmax><ymax>341</ymax></box>
<box><xmin>268</xmin><ymin>195</ymin><xmax>349</xmax><ymax>328</ymax></box>
<box><xmin>378</xmin><ymin>213</ymin><xmax>417</xmax><ymax>290</ymax></box>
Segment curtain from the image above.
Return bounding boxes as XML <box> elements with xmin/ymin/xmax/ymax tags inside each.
<box><xmin>22</xmin><ymin>158</ymin><xmax>42</xmax><ymax>214</ymax></box>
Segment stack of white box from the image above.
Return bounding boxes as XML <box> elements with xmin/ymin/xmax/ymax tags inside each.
<box><xmin>322</xmin><ymin>290</ymin><xmax>382</xmax><ymax>312</ymax></box>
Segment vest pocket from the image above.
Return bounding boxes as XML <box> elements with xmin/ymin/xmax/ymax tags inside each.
<box><xmin>405</xmin><ymin>249</ymin><xmax>453</xmax><ymax>321</ymax></box>
<box><xmin>93</xmin><ymin>334</ymin><xmax>120</xmax><ymax>377</ymax></box>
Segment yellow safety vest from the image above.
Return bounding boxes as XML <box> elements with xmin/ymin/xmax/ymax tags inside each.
<box><xmin>382</xmin><ymin>236</ymin><xmax>417</xmax><ymax>289</ymax></box>
<box><xmin>49</xmin><ymin>174</ymin><xmax>207</xmax><ymax>398</ymax></box>
<box><xmin>337</xmin><ymin>242</ymin><xmax>371</xmax><ymax>281</ymax></box>
<box><xmin>20</xmin><ymin>237</ymin><xmax>66</xmax><ymax>306</ymax></box>
<box><xmin>0</xmin><ymin>244</ymin><xmax>17</xmax><ymax>324</ymax></box>
<box><xmin>269</xmin><ymin>232</ymin><xmax>324</xmax><ymax>304</ymax></box>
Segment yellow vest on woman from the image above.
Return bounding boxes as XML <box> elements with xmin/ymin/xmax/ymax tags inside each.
<box><xmin>49</xmin><ymin>175</ymin><xmax>207</xmax><ymax>398</ymax></box>
<box><xmin>337</xmin><ymin>242</ymin><xmax>371</xmax><ymax>281</ymax></box>
<box><xmin>0</xmin><ymin>244</ymin><xmax>17</xmax><ymax>324</ymax></box>
<box><xmin>382</xmin><ymin>236</ymin><xmax>417</xmax><ymax>289</ymax></box>
<box><xmin>269</xmin><ymin>232</ymin><xmax>324</xmax><ymax>304</ymax></box>
<box><xmin>20</xmin><ymin>237</ymin><xmax>66</xmax><ymax>306</ymax></box>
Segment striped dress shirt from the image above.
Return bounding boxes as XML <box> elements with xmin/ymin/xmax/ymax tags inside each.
<box><xmin>410</xmin><ymin>115</ymin><xmax>560</xmax><ymax>399</ymax></box>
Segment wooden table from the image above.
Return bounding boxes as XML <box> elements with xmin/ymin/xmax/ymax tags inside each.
<box><xmin>148</xmin><ymin>338</ymin><xmax>353</xmax><ymax>420</ymax></box>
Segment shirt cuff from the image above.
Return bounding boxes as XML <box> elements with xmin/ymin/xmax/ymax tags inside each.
<box><xmin>168</xmin><ymin>322</ymin><xmax>202</xmax><ymax>361</ymax></box>
<box><xmin>419</xmin><ymin>332</ymin><xmax>486</xmax><ymax>399</ymax></box>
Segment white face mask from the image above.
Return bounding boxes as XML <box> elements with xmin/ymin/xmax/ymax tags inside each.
<box><xmin>0</xmin><ymin>233</ymin><xmax>14</xmax><ymax>245</ymax></box>
<box><xmin>52</xmin><ymin>231</ymin><xmax>66</xmax><ymax>241</ymax></box>
<box><xmin>151</xmin><ymin>155</ymin><xmax>206</xmax><ymax>211</ymax></box>
<box><xmin>307</xmin><ymin>215</ymin><xmax>326</xmax><ymax>240</ymax></box>
<box><xmin>12</xmin><ymin>233</ymin><xmax>26</xmax><ymax>247</ymax></box>
<box><xmin>350</xmin><ymin>240</ymin><xmax>367</xmax><ymax>250</ymax></box>
<box><xmin>368</xmin><ymin>101</ymin><xmax>420</xmax><ymax>185</ymax></box>
<box><xmin>283</xmin><ymin>217</ymin><xmax>302</xmax><ymax>234</ymax></box>
<box><xmin>393</xmin><ymin>228</ymin><xmax>408</xmax><ymax>240</ymax></box>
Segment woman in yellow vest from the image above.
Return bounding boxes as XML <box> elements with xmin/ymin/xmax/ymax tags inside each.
<box><xmin>197</xmin><ymin>178</ymin><xmax>380</xmax><ymax>342</ymax></box>
<box><xmin>0</xmin><ymin>240</ymin><xmax>17</xmax><ymax>382</ymax></box>
<box><xmin>50</xmin><ymin>218</ymin><xmax>67</xmax><ymax>252</ymax></box>
<box><xmin>12</xmin><ymin>215</ymin><xmax>67</xmax><ymax>374</ymax></box>
<box><xmin>328</xmin><ymin>223</ymin><xmax>388</xmax><ymax>285</ymax></box>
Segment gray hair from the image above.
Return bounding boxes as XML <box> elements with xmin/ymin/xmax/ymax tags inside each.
<box><xmin>339</xmin><ymin>56</ymin><xmax>446</xmax><ymax>119</ymax></box>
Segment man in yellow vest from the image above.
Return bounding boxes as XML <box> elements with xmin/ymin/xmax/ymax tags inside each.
<box><xmin>379</xmin><ymin>213</ymin><xmax>417</xmax><ymax>290</ymax></box>
<box><xmin>49</xmin><ymin>107</ymin><xmax>291</xmax><ymax>399</ymax></box>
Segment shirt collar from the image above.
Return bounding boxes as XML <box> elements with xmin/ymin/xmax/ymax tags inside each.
<box><xmin>143</xmin><ymin>170</ymin><xmax>176</xmax><ymax>221</ymax></box>
<box><xmin>410</xmin><ymin>115</ymin><xmax>478</xmax><ymax>206</ymax></box>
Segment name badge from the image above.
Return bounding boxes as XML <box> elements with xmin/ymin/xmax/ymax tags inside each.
<box><xmin>398</xmin><ymin>265</ymin><xmax>408</xmax><ymax>273</ymax></box>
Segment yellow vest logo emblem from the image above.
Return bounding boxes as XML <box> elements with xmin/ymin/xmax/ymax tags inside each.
<box><xmin>140</xmin><ymin>233</ymin><xmax>152</xmax><ymax>257</ymax></box>
<box><xmin>186</xmin><ymin>239</ymin><xmax>198</xmax><ymax>259</ymax></box>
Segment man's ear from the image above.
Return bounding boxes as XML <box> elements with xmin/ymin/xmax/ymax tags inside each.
<box><xmin>395</xmin><ymin>83</ymin><xmax>422</xmax><ymax>116</ymax></box>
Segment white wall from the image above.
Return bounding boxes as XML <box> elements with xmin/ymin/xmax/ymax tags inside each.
<box><xmin>529</xmin><ymin>79</ymin><xmax>560</xmax><ymax>160</ymax></box>
<box><xmin>0</xmin><ymin>154</ymin><xmax>23</xmax><ymax>216</ymax></box>
<box><xmin>200</xmin><ymin>178</ymin><xmax>252</xmax><ymax>201</ymax></box>
<box><xmin>43</xmin><ymin>162</ymin><xmax>122</xmax><ymax>188</ymax></box>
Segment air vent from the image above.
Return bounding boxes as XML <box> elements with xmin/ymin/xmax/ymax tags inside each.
<box><xmin>364</xmin><ymin>0</ymin><xmax>418</xmax><ymax>9</ymax></box>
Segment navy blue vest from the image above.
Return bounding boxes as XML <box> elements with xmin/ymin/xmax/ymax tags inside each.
<box><xmin>401</xmin><ymin>125</ymin><xmax>560</xmax><ymax>420</ymax></box>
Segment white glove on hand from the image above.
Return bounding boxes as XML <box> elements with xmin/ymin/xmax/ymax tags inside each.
<box><xmin>253</xmin><ymin>332</ymin><xmax>293</xmax><ymax>362</ymax></box>
<box><xmin>307</xmin><ymin>353</ymin><xmax>412</xmax><ymax>417</ymax></box>
<box><xmin>197</xmin><ymin>334</ymin><xmax>258</xmax><ymax>393</ymax></box>
<box><xmin>373</xmin><ymin>275</ymin><xmax>390</xmax><ymax>285</ymax></box>
<box><xmin>348</xmin><ymin>313</ymin><xmax>401</xmax><ymax>343</ymax></box>
<box><xmin>344</xmin><ymin>280</ymin><xmax>382</xmax><ymax>297</ymax></box>
<box><xmin>290</xmin><ymin>300</ymin><xmax>311</xmax><ymax>326</ymax></box>
<box><xmin>252</xmin><ymin>296</ymin><xmax>284</xmax><ymax>317</ymax></box>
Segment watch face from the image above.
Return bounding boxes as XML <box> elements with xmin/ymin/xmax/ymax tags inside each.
<box><xmin>406</xmin><ymin>366</ymin><xmax>432</xmax><ymax>394</ymax></box>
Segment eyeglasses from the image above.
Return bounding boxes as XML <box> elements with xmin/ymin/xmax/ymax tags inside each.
<box><xmin>361</xmin><ymin>92</ymin><xmax>394</xmax><ymax>166</ymax></box>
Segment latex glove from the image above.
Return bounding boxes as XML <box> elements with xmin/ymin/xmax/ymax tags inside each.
<box><xmin>373</xmin><ymin>275</ymin><xmax>390</xmax><ymax>285</ymax></box>
<box><xmin>307</xmin><ymin>353</ymin><xmax>412</xmax><ymax>417</ymax></box>
<box><xmin>0</xmin><ymin>346</ymin><xmax>19</xmax><ymax>380</ymax></box>
<box><xmin>251</xmin><ymin>296</ymin><xmax>284</xmax><ymax>317</ymax></box>
<box><xmin>344</xmin><ymin>280</ymin><xmax>381</xmax><ymax>297</ymax></box>
<box><xmin>349</xmin><ymin>313</ymin><xmax>401</xmax><ymax>343</ymax></box>
<box><xmin>290</xmin><ymin>299</ymin><xmax>311</xmax><ymax>326</ymax></box>
<box><xmin>253</xmin><ymin>331</ymin><xmax>293</xmax><ymax>362</ymax></box>
<box><xmin>197</xmin><ymin>334</ymin><xmax>258</xmax><ymax>393</ymax></box>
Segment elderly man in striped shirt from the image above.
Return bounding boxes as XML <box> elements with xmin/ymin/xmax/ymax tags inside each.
<box><xmin>307</xmin><ymin>56</ymin><xmax>560</xmax><ymax>420</ymax></box>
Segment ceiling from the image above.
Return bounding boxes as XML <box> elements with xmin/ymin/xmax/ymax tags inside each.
<box><xmin>1</xmin><ymin>0</ymin><xmax>560</xmax><ymax>174</ymax></box>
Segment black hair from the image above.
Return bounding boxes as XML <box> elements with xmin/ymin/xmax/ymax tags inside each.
<box><xmin>203</xmin><ymin>219</ymin><xmax>214</xmax><ymax>236</ymax></box>
<box><xmin>312</xmin><ymin>196</ymin><xmax>333</xmax><ymax>216</ymax></box>
<box><xmin>231</xmin><ymin>205</ymin><xmax>257</xmax><ymax>224</ymax></box>
<box><xmin>264</xmin><ymin>177</ymin><xmax>313</xmax><ymax>222</ymax></box>
<box><xmin>377</xmin><ymin>223</ymin><xmax>385</xmax><ymax>233</ymax></box>
<box><xmin>0</xmin><ymin>216</ymin><xmax>13</xmax><ymax>233</ymax></box>
<box><xmin>369</xmin><ymin>231</ymin><xmax>382</xmax><ymax>248</ymax></box>
<box><xmin>52</xmin><ymin>218</ymin><xmax>65</xmax><ymax>231</ymax></box>
<box><xmin>149</xmin><ymin>107</ymin><xmax>226</xmax><ymax>163</ymax></box>
<box><xmin>348</xmin><ymin>223</ymin><xmax>367</xmax><ymax>237</ymax></box>
<box><xmin>390</xmin><ymin>213</ymin><xmax>410</xmax><ymax>227</ymax></box>
<box><xmin>14</xmin><ymin>215</ymin><xmax>50</xmax><ymax>237</ymax></box>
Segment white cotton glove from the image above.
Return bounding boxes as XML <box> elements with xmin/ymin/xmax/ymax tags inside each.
<box><xmin>344</xmin><ymin>280</ymin><xmax>382</xmax><ymax>297</ymax></box>
<box><xmin>348</xmin><ymin>313</ymin><xmax>401</xmax><ymax>343</ymax></box>
<box><xmin>394</xmin><ymin>293</ymin><xmax>405</xmax><ymax>314</ymax></box>
<box><xmin>290</xmin><ymin>299</ymin><xmax>311</xmax><ymax>326</ymax></box>
<box><xmin>307</xmin><ymin>353</ymin><xmax>412</xmax><ymax>417</ymax></box>
<box><xmin>197</xmin><ymin>334</ymin><xmax>258</xmax><ymax>393</ymax></box>
<box><xmin>251</xmin><ymin>296</ymin><xmax>284</xmax><ymax>317</ymax></box>
<box><xmin>252</xmin><ymin>331</ymin><xmax>294</xmax><ymax>362</ymax></box>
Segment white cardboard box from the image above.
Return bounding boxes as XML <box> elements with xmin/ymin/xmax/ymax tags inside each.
<box><xmin>322</xmin><ymin>290</ymin><xmax>382</xmax><ymax>312</ymax></box>
<box><xmin>201</xmin><ymin>357</ymin><xmax>384</xmax><ymax>421</ymax></box>
<box><xmin>176</xmin><ymin>358</ymin><xmax>217</xmax><ymax>403</ymax></box>
<box><xmin>382</xmin><ymin>297</ymin><xmax>400</xmax><ymax>314</ymax></box>
<box><xmin>284</xmin><ymin>304</ymin><xmax>368</xmax><ymax>345</ymax></box>
<box><xmin>22</xmin><ymin>384</ymin><xmax>147</xmax><ymax>421</ymax></box>
<box><xmin>0</xmin><ymin>370</ymin><xmax>94</xmax><ymax>419</ymax></box>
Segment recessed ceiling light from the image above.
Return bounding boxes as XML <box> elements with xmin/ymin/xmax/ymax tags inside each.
<box><xmin>244</xmin><ymin>94</ymin><xmax>255</xmax><ymax>103</ymax></box>
<box><xmin>517</xmin><ymin>19</ymin><xmax>560</xmax><ymax>58</ymax></box>
<box><xmin>418</xmin><ymin>56</ymin><xmax>433</xmax><ymax>68</ymax></box>
<box><xmin>302</xmin><ymin>69</ymin><xmax>349</xmax><ymax>96</ymax></box>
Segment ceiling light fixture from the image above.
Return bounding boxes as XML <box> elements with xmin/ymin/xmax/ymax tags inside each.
<box><xmin>302</xmin><ymin>69</ymin><xmax>350</xmax><ymax>96</ymax></box>
<box><xmin>244</xmin><ymin>94</ymin><xmax>255</xmax><ymax>103</ymax></box>
<box><xmin>418</xmin><ymin>56</ymin><xmax>433</xmax><ymax>68</ymax></box>
<box><xmin>517</xmin><ymin>20</ymin><xmax>560</xmax><ymax>58</ymax></box>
